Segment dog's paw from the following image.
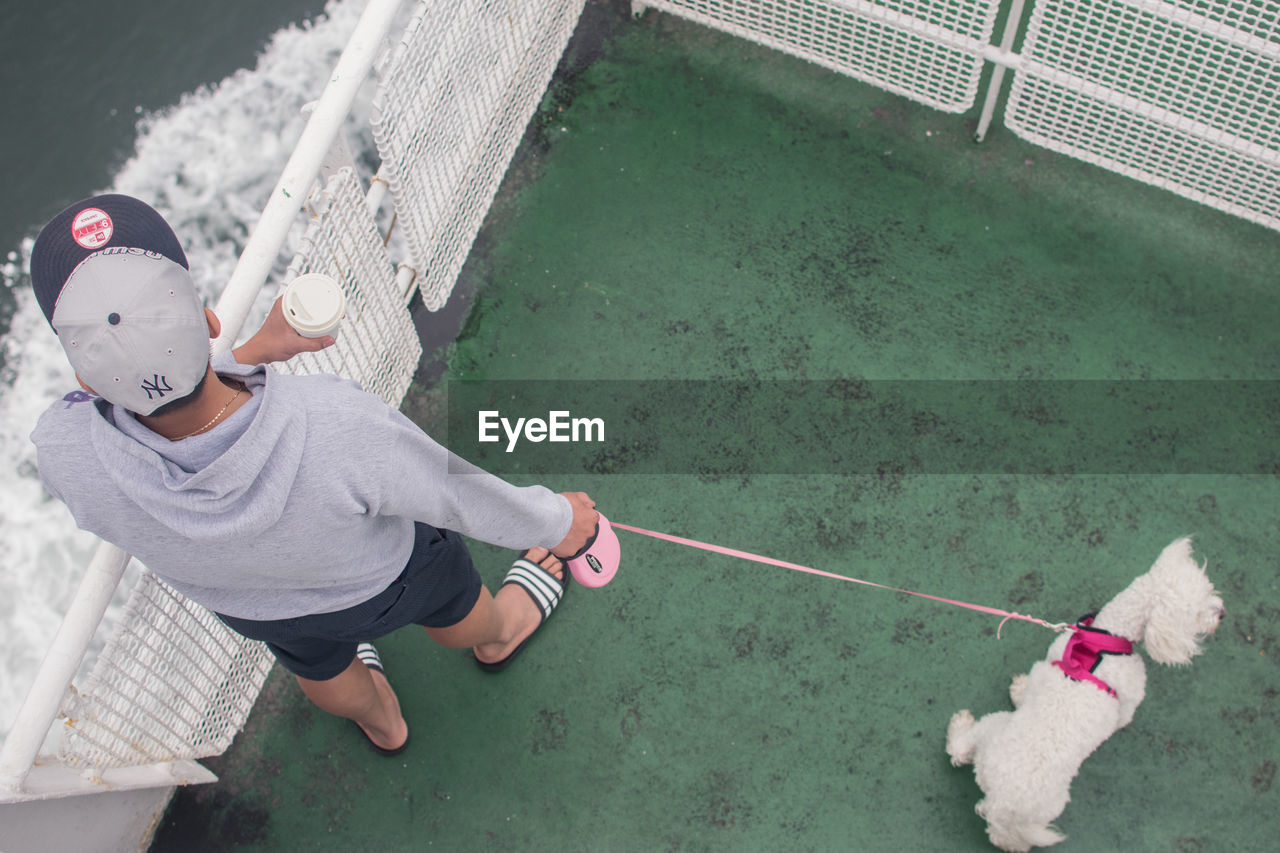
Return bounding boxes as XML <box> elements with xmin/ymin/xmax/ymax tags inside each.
<box><xmin>1009</xmin><ymin>673</ymin><xmax>1029</xmax><ymax>707</ymax></box>
<box><xmin>946</xmin><ymin>709</ymin><xmax>976</xmax><ymax>766</ymax></box>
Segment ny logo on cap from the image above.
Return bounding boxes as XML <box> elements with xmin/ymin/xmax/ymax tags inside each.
<box><xmin>141</xmin><ymin>374</ymin><xmax>174</xmax><ymax>400</ymax></box>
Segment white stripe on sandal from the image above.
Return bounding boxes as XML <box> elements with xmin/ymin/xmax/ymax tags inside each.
<box><xmin>356</xmin><ymin>642</ymin><xmax>383</xmax><ymax>673</ymax></box>
<box><xmin>506</xmin><ymin>558</ymin><xmax>564</xmax><ymax>618</ymax></box>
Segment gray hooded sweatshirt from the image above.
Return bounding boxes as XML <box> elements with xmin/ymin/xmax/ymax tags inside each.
<box><xmin>30</xmin><ymin>353</ymin><xmax>571</xmax><ymax>620</ymax></box>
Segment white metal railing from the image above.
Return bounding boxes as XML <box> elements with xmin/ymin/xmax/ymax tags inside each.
<box><xmin>0</xmin><ymin>0</ymin><xmax>410</xmax><ymax>803</ymax></box>
<box><xmin>1003</xmin><ymin>0</ymin><xmax>1280</xmax><ymax>231</ymax></box>
<box><xmin>208</xmin><ymin>0</ymin><xmax>407</xmax><ymax>355</ymax></box>
<box><xmin>634</xmin><ymin>0</ymin><xmax>1005</xmax><ymax>114</ymax></box>
<box><xmin>4</xmin><ymin>0</ymin><xmax>1277</xmax><ymax>808</ymax></box>
<box><xmin>372</xmin><ymin>0</ymin><xmax>586</xmax><ymax>309</ymax></box>
<box><xmin>0</xmin><ymin>0</ymin><xmax>585</xmax><ymax>804</ymax></box>
<box><xmin>637</xmin><ymin>0</ymin><xmax>1280</xmax><ymax>231</ymax></box>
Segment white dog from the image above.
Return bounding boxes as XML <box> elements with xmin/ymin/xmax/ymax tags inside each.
<box><xmin>945</xmin><ymin>537</ymin><xmax>1224</xmax><ymax>851</ymax></box>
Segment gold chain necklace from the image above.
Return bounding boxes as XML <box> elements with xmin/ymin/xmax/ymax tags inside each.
<box><xmin>175</xmin><ymin>387</ymin><xmax>244</xmax><ymax>441</ymax></box>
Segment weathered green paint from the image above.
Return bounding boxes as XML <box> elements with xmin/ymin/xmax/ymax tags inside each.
<box><xmin>153</xmin><ymin>4</ymin><xmax>1279</xmax><ymax>851</ymax></box>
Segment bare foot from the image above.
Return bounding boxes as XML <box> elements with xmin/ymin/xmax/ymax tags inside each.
<box><xmin>473</xmin><ymin>548</ymin><xmax>564</xmax><ymax>666</ymax></box>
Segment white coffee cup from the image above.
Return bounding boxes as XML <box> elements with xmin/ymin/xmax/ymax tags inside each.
<box><xmin>282</xmin><ymin>273</ymin><xmax>346</xmax><ymax>338</ymax></box>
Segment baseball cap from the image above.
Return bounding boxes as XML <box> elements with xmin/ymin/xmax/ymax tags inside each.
<box><xmin>31</xmin><ymin>195</ymin><xmax>211</xmax><ymax>415</ymax></box>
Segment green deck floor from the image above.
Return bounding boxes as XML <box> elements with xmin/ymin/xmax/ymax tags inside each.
<box><xmin>151</xmin><ymin>4</ymin><xmax>1279</xmax><ymax>851</ymax></box>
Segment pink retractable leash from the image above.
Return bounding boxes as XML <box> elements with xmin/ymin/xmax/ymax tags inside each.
<box><xmin>564</xmin><ymin>514</ymin><xmax>622</xmax><ymax>588</ymax></box>
<box><xmin>571</xmin><ymin>515</ymin><xmax>1068</xmax><ymax>638</ymax></box>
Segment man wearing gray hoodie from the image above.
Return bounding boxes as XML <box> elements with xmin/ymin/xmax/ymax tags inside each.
<box><xmin>29</xmin><ymin>194</ymin><xmax>596</xmax><ymax>755</ymax></box>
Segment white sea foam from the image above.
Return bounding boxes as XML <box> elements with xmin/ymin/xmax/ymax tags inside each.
<box><xmin>0</xmin><ymin>0</ymin><xmax>369</xmax><ymax>738</ymax></box>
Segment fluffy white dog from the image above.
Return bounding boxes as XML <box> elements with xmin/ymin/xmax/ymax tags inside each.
<box><xmin>945</xmin><ymin>537</ymin><xmax>1224</xmax><ymax>851</ymax></box>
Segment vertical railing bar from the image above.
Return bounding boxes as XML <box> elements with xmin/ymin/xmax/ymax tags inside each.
<box><xmin>975</xmin><ymin>0</ymin><xmax>1029</xmax><ymax>142</ymax></box>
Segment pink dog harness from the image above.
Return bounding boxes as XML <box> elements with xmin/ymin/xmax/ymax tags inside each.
<box><xmin>1052</xmin><ymin>614</ymin><xmax>1134</xmax><ymax>697</ymax></box>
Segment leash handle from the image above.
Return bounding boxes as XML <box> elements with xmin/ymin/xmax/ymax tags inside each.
<box><xmin>610</xmin><ymin>521</ymin><xmax>1071</xmax><ymax>639</ymax></box>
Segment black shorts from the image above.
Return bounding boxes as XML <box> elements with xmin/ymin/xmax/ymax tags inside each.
<box><xmin>217</xmin><ymin>523</ymin><xmax>482</xmax><ymax>680</ymax></box>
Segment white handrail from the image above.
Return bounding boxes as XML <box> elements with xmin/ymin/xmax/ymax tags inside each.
<box><xmin>0</xmin><ymin>0</ymin><xmax>407</xmax><ymax>800</ymax></box>
<box><xmin>0</xmin><ymin>543</ymin><xmax>130</xmax><ymax>793</ymax></box>
<box><xmin>213</xmin><ymin>0</ymin><xmax>405</xmax><ymax>352</ymax></box>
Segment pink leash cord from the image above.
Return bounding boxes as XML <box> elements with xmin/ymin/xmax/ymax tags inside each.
<box><xmin>610</xmin><ymin>521</ymin><xmax>1071</xmax><ymax>639</ymax></box>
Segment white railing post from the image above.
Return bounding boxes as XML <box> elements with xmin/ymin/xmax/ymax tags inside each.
<box><xmin>0</xmin><ymin>542</ymin><xmax>130</xmax><ymax>794</ymax></box>
<box><xmin>975</xmin><ymin>0</ymin><xmax>1028</xmax><ymax>142</ymax></box>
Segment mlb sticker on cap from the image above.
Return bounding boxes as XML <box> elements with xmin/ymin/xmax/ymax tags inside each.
<box><xmin>71</xmin><ymin>208</ymin><xmax>113</xmax><ymax>249</ymax></box>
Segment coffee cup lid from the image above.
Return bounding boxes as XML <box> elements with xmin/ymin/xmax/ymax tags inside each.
<box><xmin>283</xmin><ymin>274</ymin><xmax>345</xmax><ymax>335</ymax></box>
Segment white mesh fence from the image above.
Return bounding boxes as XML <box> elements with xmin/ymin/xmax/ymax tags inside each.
<box><xmin>370</xmin><ymin>0</ymin><xmax>586</xmax><ymax>309</ymax></box>
<box><xmin>59</xmin><ymin>576</ymin><xmax>274</xmax><ymax>769</ymax></box>
<box><xmin>635</xmin><ymin>0</ymin><xmax>1003</xmax><ymax>113</ymax></box>
<box><xmin>1005</xmin><ymin>0</ymin><xmax>1280</xmax><ymax>230</ymax></box>
<box><xmin>277</xmin><ymin>168</ymin><xmax>423</xmax><ymax>404</ymax></box>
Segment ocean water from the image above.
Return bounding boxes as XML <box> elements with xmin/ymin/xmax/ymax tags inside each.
<box><xmin>0</xmin><ymin>0</ymin><xmax>375</xmax><ymax>737</ymax></box>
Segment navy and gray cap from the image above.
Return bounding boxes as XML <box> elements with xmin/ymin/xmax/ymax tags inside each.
<box><xmin>30</xmin><ymin>195</ymin><xmax>210</xmax><ymax>415</ymax></box>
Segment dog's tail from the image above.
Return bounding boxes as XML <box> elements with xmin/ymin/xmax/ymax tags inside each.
<box><xmin>979</xmin><ymin>802</ymin><xmax>1067</xmax><ymax>852</ymax></box>
<box><xmin>987</xmin><ymin>822</ymin><xmax>1066</xmax><ymax>852</ymax></box>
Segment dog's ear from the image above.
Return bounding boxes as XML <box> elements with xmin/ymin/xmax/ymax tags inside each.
<box><xmin>1142</xmin><ymin>538</ymin><xmax>1223</xmax><ymax>665</ymax></box>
